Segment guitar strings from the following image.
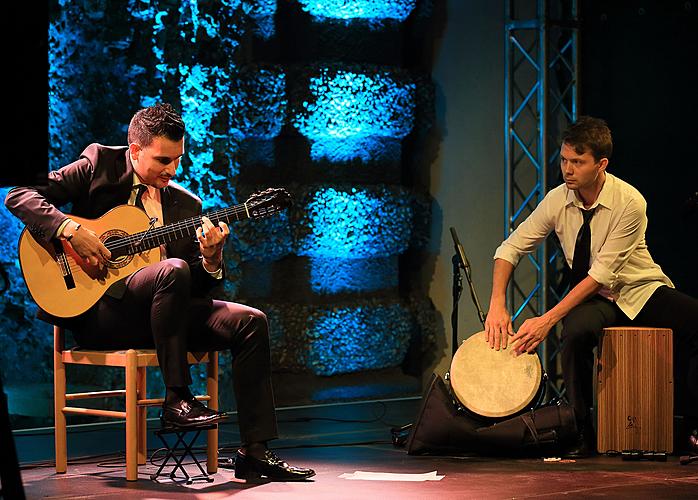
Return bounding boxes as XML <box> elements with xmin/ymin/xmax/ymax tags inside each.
<box><xmin>61</xmin><ymin>204</ymin><xmax>250</xmax><ymax>273</ymax></box>
<box><xmin>103</xmin><ymin>204</ymin><xmax>249</xmax><ymax>253</ymax></box>
<box><xmin>60</xmin><ymin>194</ymin><xmax>284</xmax><ymax>273</ymax></box>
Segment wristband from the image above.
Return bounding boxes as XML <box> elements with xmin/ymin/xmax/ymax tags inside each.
<box><xmin>65</xmin><ymin>223</ymin><xmax>81</xmax><ymax>242</ymax></box>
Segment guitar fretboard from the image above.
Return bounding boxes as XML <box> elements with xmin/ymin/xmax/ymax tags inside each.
<box><xmin>104</xmin><ymin>203</ymin><xmax>250</xmax><ymax>257</ymax></box>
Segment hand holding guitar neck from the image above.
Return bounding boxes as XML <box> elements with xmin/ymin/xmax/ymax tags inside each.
<box><xmin>62</xmin><ymin>220</ymin><xmax>111</xmax><ymax>268</ymax></box>
<box><xmin>198</xmin><ymin>215</ymin><xmax>230</xmax><ymax>271</ymax></box>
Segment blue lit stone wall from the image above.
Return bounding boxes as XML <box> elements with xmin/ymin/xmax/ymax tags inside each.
<box><xmin>1</xmin><ymin>0</ymin><xmax>438</xmax><ymax>419</ymax></box>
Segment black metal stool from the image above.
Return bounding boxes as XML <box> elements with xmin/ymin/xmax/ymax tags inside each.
<box><xmin>151</xmin><ymin>424</ymin><xmax>217</xmax><ymax>484</ymax></box>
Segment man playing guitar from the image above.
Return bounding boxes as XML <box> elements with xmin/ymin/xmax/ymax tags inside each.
<box><xmin>5</xmin><ymin>103</ymin><xmax>314</xmax><ymax>481</ymax></box>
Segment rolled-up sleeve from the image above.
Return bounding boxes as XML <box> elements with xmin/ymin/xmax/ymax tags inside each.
<box><xmin>588</xmin><ymin>197</ymin><xmax>646</xmax><ymax>289</ymax></box>
<box><xmin>494</xmin><ymin>193</ymin><xmax>555</xmax><ymax>266</ymax></box>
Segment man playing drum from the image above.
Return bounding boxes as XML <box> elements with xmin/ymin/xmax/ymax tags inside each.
<box><xmin>484</xmin><ymin>116</ymin><xmax>698</xmax><ymax>457</ymax></box>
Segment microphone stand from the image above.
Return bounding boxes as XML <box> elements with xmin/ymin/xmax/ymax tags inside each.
<box><xmin>391</xmin><ymin>227</ymin><xmax>487</xmax><ymax>449</ymax></box>
<box><xmin>451</xmin><ymin>254</ymin><xmax>463</xmax><ymax>358</ymax></box>
<box><xmin>450</xmin><ymin>227</ymin><xmax>486</xmax><ymax>358</ymax></box>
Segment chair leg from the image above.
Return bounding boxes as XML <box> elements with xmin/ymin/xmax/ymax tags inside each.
<box><xmin>137</xmin><ymin>367</ymin><xmax>147</xmax><ymax>466</ymax></box>
<box><xmin>125</xmin><ymin>350</ymin><xmax>138</xmax><ymax>481</ymax></box>
<box><xmin>53</xmin><ymin>326</ymin><xmax>67</xmax><ymax>474</ymax></box>
<box><xmin>207</xmin><ymin>351</ymin><xmax>219</xmax><ymax>474</ymax></box>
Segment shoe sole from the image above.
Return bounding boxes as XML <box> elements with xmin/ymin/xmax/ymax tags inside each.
<box><xmin>160</xmin><ymin>415</ymin><xmax>227</xmax><ymax>429</ymax></box>
<box><xmin>234</xmin><ymin>457</ymin><xmax>316</xmax><ymax>482</ymax></box>
<box><xmin>234</xmin><ymin>472</ymin><xmax>316</xmax><ymax>482</ymax></box>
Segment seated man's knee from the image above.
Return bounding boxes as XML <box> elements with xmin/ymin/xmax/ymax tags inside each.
<box><xmin>158</xmin><ymin>258</ymin><xmax>191</xmax><ymax>286</ymax></box>
<box><xmin>248</xmin><ymin>308</ymin><xmax>269</xmax><ymax>331</ymax></box>
<box><xmin>561</xmin><ymin>319</ymin><xmax>599</xmax><ymax>351</ymax></box>
<box><xmin>245</xmin><ymin>308</ymin><xmax>270</xmax><ymax>343</ymax></box>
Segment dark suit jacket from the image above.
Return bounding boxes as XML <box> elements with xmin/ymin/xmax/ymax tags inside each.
<box><xmin>4</xmin><ymin>143</ymin><xmax>223</xmax><ymax>322</ymax></box>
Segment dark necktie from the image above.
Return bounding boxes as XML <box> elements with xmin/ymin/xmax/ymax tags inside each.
<box><xmin>570</xmin><ymin>207</ymin><xmax>596</xmax><ymax>288</ymax></box>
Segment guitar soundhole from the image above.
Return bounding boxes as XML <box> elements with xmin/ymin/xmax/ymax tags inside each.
<box><xmin>101</xmin><ymin>230</ymin><xmax>134</xmax><ymax>269</ymax></box>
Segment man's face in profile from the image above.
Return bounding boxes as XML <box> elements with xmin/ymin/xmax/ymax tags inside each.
<box><xmin>130</xmin><ymin>136</ymin><xmax>184</xmax><ymax>188</ymax></box>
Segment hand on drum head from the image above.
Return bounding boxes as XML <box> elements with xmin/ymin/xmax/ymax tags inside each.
<box><xmin>510</xmin><ymin>315</ymin><xmax>555</xmax><ymax>355</ymax></box>
<box><xmin>484</xmin><ymin>304</ymin><xmax>515</xmax><ymax>351</ymax></box>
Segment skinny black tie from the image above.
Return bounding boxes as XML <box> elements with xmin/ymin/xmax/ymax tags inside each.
<box><xmin>570</xmin><ymin>207</ymin><xmax>596</xmax><ymax>288</ymax></box>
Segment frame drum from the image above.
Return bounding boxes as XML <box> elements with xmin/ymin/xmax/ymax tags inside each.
<box><xmin>449</xmin><ymin>331</ymin><xmax>545</xmax><ymax>421</ymax></box>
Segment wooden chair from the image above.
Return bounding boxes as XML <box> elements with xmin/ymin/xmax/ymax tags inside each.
<box><xmin>53</xmin><ymin>325</ymin><xmax>219</xmax><ymax>481</ymax></box>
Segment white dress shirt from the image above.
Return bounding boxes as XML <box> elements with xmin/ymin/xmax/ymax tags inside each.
<box><xmin>494</xmin><ymin>172</ymin><xmax>673</xmax><ymax>319</ymax></box>
<box><xmin>129</xmin><ymin>174</ymin><xmax>223</xmax><ymax>279</ymax></box>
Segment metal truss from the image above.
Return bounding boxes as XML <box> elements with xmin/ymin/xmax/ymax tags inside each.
<box><xmin>504</xmin><ymin>0</ymin><xmax>579</xmax><ymax>399</ymax></box>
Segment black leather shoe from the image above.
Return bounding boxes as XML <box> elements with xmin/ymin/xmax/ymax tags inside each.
<box><xmin>563</xmin><ymin>428</ymin><xmax>596</xmax><ymax>458</ymax></box>
<box><xmin>234</xmin><ymin>450</ymin><xmax>315</xmax><ymax>481</ymax></box>
<box><xmin>161</xmin><ymin>398</ymin><xmax>226</xmax><ymax>428</ymax></box>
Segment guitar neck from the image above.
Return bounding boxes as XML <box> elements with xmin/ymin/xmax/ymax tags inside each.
<box><xmin>106</xmin><ymin>203</ymin><xmax>250</xmax><ymax>256</ymax></box>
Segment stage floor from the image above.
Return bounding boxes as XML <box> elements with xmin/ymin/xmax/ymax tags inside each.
<box><xmin>15</xmin><ymin>398</ymin><xmax>698</xmax><ymax>499</ymax></box>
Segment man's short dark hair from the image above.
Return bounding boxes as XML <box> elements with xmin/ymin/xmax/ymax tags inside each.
<box><xmin>561</xmin><ymin>116</ymin><xmax>613</xmax><ymax>162</ymax></box>
<box><xmin>127</xmin><ymin>103</ymin><xmax>185</xmax><ymax>147</ymax></box>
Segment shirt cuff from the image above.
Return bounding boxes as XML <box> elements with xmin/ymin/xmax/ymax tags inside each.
<box><xmin>55</xmin><ymin>218</ymin><xmax>72</xmax><ymax>239</ymax></box>
<box><xmin>493</xmin><ymin>243</ymin><xmax>521</xmax><ymax>267</ymax></box>
<box><xmin>203</xmin><ymin>261</ymin><xmax>224</xmax><ymax>279</ymax></box>
<box><xmin>588</xmin><ymin>261</ymin><xmax>618</xmax><ymax>289</ymax></box>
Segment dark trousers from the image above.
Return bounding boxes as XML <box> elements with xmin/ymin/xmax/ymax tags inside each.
<box><xmin>72</xmin><ymin>258</ymin><xmax>278</xmax><ymax>445</ymax></box>
<box><xmin>561</xmin><ymin>285</ymin><xmax>698</xmax><ymax>423</ymax></box>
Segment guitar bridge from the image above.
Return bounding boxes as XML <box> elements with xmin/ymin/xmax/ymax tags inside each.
<box><xmin>53</xmin><ymin>240</ymin><xmax>76</xmax><ymax>290</ymax></box>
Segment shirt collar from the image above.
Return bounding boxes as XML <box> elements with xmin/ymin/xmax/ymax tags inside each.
<box><xmin>132</xmin><ymin>172</ymin><xmax>143</xmax><ymax>189</ymax></box>
<box><xmin>565</xmin><ymin>172</ymin><xmax>614</xmax><ymax>210</ymax></box>
<box><xmin>132</xmin><ymin>173</ymin><xmax>162</xmax><ymax>196</ymax></box>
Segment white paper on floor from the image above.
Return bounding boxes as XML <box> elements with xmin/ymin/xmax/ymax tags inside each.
<box><xmin>339</xmin><ymin>470</ymin><xmax>444</xmax><ymax>481</ymax></box>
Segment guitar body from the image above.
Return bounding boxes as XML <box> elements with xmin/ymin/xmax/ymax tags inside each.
<box><xmin>18</xmin><ymin>205</ymin><xmax>161</xmax><ymax>318</ymax></box>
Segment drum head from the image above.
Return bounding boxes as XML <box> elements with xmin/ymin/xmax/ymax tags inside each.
<box><xmin>450</xmin><ymin>330</ymin><xmax>543</xmax><ymax>419</ymax></box>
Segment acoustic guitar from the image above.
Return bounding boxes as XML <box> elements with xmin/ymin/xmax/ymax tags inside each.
<box><xmin>17</xmin><ymin>187</ymin><xmax>291</xmax><ymax>318</ymax></box>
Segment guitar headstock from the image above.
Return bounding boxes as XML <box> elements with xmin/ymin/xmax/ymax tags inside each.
<box><xmin>245</xmin><ymin>188</ymin><xmax>293</xmax><ymax>219</ymax></box>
